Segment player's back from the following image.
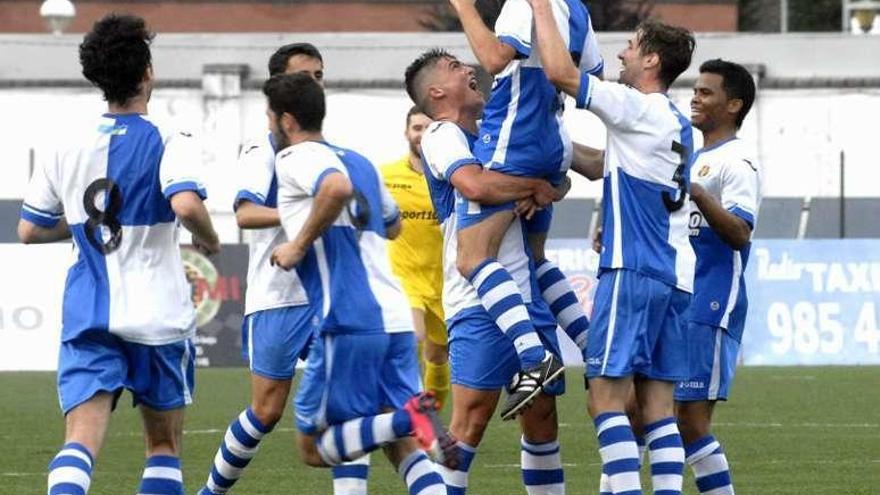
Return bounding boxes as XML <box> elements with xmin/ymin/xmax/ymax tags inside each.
<box><xmin>25</xmin><ymin>113</ymin><xmax>202</xmax><ymax>345</ymax></box>
<box><xmin>475</xmin><ymin>0</ymin><xmax>603</xmax><ymax>177</ymax></box>
<box><xmin>688</xmin><ymin>137</ymin><xmax>762</xmax><ymax>339</ymax></box>
<box><xmin>276</xmin><ymin>141</ymin><xmax>411</xmax><ymax>335</ymax></box>
<box><xmin>580</xmin><ymin>81</ymin><xmax>696</xmax><ymax>292</ymax></box>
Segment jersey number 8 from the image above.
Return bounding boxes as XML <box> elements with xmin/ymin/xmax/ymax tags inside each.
<box><xmin>83</xmin><ymin>178</ymin><xmax>123</xmax><ymax>255</ymax></box>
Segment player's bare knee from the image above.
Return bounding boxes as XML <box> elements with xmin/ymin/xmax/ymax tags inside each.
<box><xmin>250</xmin><ymin>402</ymin><xmax>284</xmax><ymax>427</ymax></box>
<box><xmin>520</xmin><ymin>396</ymin><xmax>558</xmax><ymax>442</ymax></box>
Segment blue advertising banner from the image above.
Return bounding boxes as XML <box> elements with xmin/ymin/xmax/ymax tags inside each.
<box><xmin>744</xmin><ymin>240</ymin><xmax>880</xmax><ymax>365</ymax></box>
<box><xmin>545</xmin><ymin>238</ymin><xmax>880</xmax><ymax>366</ymax></box>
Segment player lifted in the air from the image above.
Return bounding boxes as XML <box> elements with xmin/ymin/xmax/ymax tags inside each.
<box><xmin>405</xmin><ymin>48</ymin><xmax>604</xmax><ymax>494</ymax></box>
<box><xmin>675</xmin><ymin>59</ymin><xmax>761</xmax><ymax>495</ymax></box>
<box><xmin>19</xmin><ymin>14</ymin><xmax>220</xmax><ymax>495</ymax></box>
<box><xmin>264</xmin><ymin>72</ymin><xmax>456</xmax><ymax>494</ymax></box>
<box><xmin>446</xmin><ymin>0</ymin><xmax>603</xmax><ymax>419</ymax></box>
<box><xmin>529</xmin><ymin>1</ymin><xmax>697</xmax><ymax>493</ymax></box>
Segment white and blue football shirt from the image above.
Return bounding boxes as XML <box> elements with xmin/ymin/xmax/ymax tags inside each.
<box><xmin>689</xmin><ymin>137</ymin><xmax>762</xmax><ymax>340</ymax></box>
<box><xmin>475</xmin><ymin>0</ymin><xmax>604</xmax><ymax>178</ymax></box>
<box><xmin>234</xmin><ymin>133</ymin><xmax>309</xmax><ymax>315</ymax></box>
<box><xmin>21</xmin><ymin>113</ymin><xmax>205</xmax><ymax>345</ymax></box>
<box><xmin>576</xmin><ymin>74</ymin><xmax>696</xmax><ymax>292</ymax></box>
<box><xmin>275</xmin><ymin>140</ymin><xmax>412</xmax><ymax>335</ymax></box>
<box><xmin>419</xmin><ymin>121</ymin><xmax>540</xmax><ymax>323</ymax></box>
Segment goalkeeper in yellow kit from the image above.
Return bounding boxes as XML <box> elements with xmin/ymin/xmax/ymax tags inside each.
<box><xmin>381</xmin><ymin>106</ymin><xmax>450</xmax><ymax>407</ymax></box>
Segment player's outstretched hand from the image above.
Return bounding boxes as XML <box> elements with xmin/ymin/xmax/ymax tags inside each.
<box><xmin>533</xmin><ymin>180</ymin><xmax>558</xmax><ymax>207</ymax></box>
<box><xmin>553</xmin><ymin>175</ymin><xmax>572</xmax><ymax>201</ymax></box>
<box><xmin>193</xmin><ymin>235</ymin><xmax>221</xmax><ymax>256</ymax></box>
<box><xmin>270</xmin><ymin>241</ymin><xmax>306</xmax><ymax>271</ymax></box>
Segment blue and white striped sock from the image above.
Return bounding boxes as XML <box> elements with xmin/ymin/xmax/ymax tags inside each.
<box><xmin>598</xmin><ymin>467</ymin><xmax>612</xmax><ymax>495</ymax></box>
<box><xmin>535</xmin><ymin>260</ymin><xmax>589</xmax><ymax>350</ymax></box>
<box><xmin>398</xmin><ymin>449</ymin><xmax>447</xmax><ymax>495</ymax></box>
<box><xmin>470</xmin><ymin>259</ymin><xmax>544</xmax><ymax>369</ymax></box>
<box><xmin>437</xmin><ymin>441</ymin><xmax>476</xmax><ymax>495</ymax></box>
<box><xmin>644</xmin><ymin>417</ymin><xmax>684</xmax><ymax>495</ymax></box>
<box><xmin>317</xmin><ymin>411</ymin><xmax>412</xmax><ymax>465</ymax></box>
<box><xmin>594</xmin><ymin>412</ymin><xmax>641</xmax><ymax>495</ymax></box>
<box><xmin>685</xmin><ymin>435</ymin><xmax>734</xmax><ymax>495</ymax></box>
<box><xmin>138</xmin><ymin>455</ymin><xmax>184</xmax><ymax>495</ymax></box>
<box><xmin>332</xmin><ymin>455</ymin><xmax>371</xmax><ymax>495</ymax></box>
<box><xmin>520</xmin><ymin>437</ymin><xmax>565</xmax><ymax>494</ymax></box>
<box><xmin>48</xmin><ymin>442</ymin><xmax>93</xmax><ymax>495</ymax></box>
<box><xmin>199</xmin><ymin>408</ymin><xmax>274</xmax><ymax>495</ymax></box>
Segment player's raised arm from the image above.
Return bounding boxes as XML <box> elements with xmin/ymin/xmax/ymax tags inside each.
<box><xmin>570</xmin><ymin>142</ymin><xmax>605</xmax><ymax>180</ymax></box>
<box><xmin>528</xmin><ymin>0</ymin><xmax>581</xmax><ymax>97</ymax></box>
<box><xmin>450</xmin><ymin>166</ymin><xmax>557</xmax><ymax>207</ymax></box>
<box><xmin>449</xmin><ymin>0</ymin><xmax>516</xmax><ymax>75</ymax></box>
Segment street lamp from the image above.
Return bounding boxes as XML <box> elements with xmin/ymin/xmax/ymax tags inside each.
<box><xmin>39</xmin><ymin>0</ymin><xmax>75</xmax><ymax>36</ymax></box>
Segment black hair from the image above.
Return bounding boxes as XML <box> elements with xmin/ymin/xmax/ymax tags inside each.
<box><xmin>79</xmin><ymin>14</ymin><xmax>154</xmax><ymax>105</ymax></box>
<box><xmin>699</xmin><ymin>59</ymin><xmax>756</xmax><ymax>128</ymax></box>
<box><xmin>268</xmin><ymin>43</ymin><xmax>323</xmax><ymax>76</ymax></box>
<box><xmin>636</xmin><ymin>19</ymin><xmax>695</xmax><ymax>89</ymax></box>
<box><xmin>262</xmin><ymin>73</ymin><xmax>325</xmax><ymax>132</ymax></box>
<box><xmin>404</xmin><ymin>48</ymin><xmax>453</xmax><ymax>116</ymax></box>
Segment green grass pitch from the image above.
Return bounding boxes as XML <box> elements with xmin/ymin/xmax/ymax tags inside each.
<box><xmin>1</xmin><ymin>367</ymin><xmax>878</xmax><ymax>494</ymax></box>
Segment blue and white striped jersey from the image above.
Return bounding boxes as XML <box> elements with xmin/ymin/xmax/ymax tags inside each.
<box><xmin>275</xmin><ymin>140</ymin><xmax>412</xmax><ymax>335</ymax></box>
<box><xmin>689</xmin><ymin>137</ymin><xmax>762</xmax><ymax>339</ymax></box>
<box><xmin>234</xmin><ymin>133</ymin><xmax>309</xmax><ymax>315</ymax></box>
<box><xmin>475</xmin><ymin>0</ymin><xmax>604</xmax><ymax>179</ymax></box>
<box><xmin>419</xmin><ymin>121</ymin><xmax>539</xmax><ymax>322</ymax></box>
<box><xmin>576</xmin><ymin>74</ymin><xmax>696</xmax><ymax>292</ymax></box>
<box><xmin>21</xmin><ymin>113</ymin><xmax>205</xmax><ymax>345</ymax></box>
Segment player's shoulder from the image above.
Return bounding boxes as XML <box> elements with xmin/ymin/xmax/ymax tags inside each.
<box><xmin>712</xmin><ymin>138</ymin><xmax>760</xmax><ymax>173</ymax></box>
<box><xmin>140</xmin><ymin>115</ymin><xmax>197</xmax><ymax>143</ymax></box>
<box><xmin>424</xmin><ymin>120</ymin><xmax>470</xmax><ymax>144</ymax></box>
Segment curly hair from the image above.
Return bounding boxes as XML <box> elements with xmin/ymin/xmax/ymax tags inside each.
<box><xmin>79</xmin><ymin>14</ymin><xmax>155</xmax><ymax>105</ymax></box>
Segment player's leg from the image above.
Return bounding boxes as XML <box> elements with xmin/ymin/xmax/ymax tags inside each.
<box><xmin>128</xmin><ymin>338</ymin><xmax>196</xmax><ymax>495</ymax></box>
<box><xmin>380</xmin><ymin>332</ymin><xmax>449</xmax><ymax>494</ymax></box>
<box><xmin>199</xmin><ymin>307</ymin><xmax>314</xmax><ymax>494</ymax></box>
<box><xmin>585</xmin><ymin>269</ymin><xmax>648</xmax><ymax>495</ymax></box>
<box><xmin>530</xmin><ymin>223</ymin><xmax>590</xmax><ymax>353</ymax></box>
<box><xmin>675</xmin><ymin>323</ymin><xmax>740</xmax><ymax>495</ymax></box>
<box><xmin>294</xmin><ymin>333</ymin><xmax>453</xmax><ymax>468</ymax></box>
<box><xmin>49</xmin><ymin>331</ymin><xmax>129</xmax><ymax>495</ymax></box>
<box><xmin>634</xmin><ymin>285</ymin><xmax>692</xmax><ymax>495</ymax></box>
<box><xmin>422</xmin><ymin>300</ymin><xmax>450</xmax><ymax>408</ymax></box>
<box><xmin>519</xmin><ymin>392</ymin><xmax>564</xmax><ymax>495</ymax></box>
<box><xmin>441</xmin><ymin>385</ymin><xmax>499</xmax><ymax>494</ymax></box>
<box><xmin>456</xmin><ymin>209</ymin><xmax>549</xmax><ymax>374</ymax></box>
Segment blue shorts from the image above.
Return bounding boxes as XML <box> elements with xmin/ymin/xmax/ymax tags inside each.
<box><xmin>57</xmin><ymin>330</ymin><xmax>195</xmax><ymax>415</ymax></box>
<box><xmin>295</xmin><ymin>332</ymin><xmax>421</xmax><ymax>435</ymax></box>
<box><xmin>241</xmin><ymin>305</ymin><xmax>317</xmax><ymax>380</ymax></box>
<box><xmin>447</xmin><ymin>304</ymin><xmax>565</xmax><ymax>395</ymax></box>
<box><xmin>586</xmin><ymin>269</ymin><xmax>691</xmax><ymax>381</ymax></box>
<box><xmin>675</xmin><ymin>322</ymin><xmax>740</xmax><ymax>402</ymax></box>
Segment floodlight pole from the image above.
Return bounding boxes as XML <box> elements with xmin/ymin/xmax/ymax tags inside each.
<box><xmin>839</xmin><ymin>150</ymin><xmax>845</xmax><ymax>239</ymax></box>
<box><xmin>781</xmin><ymin>0</ymin><xmax>789</xmax><ymax>32</ymax></box>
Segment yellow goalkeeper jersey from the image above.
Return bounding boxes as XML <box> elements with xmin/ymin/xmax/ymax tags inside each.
<box><xmin>381</xmin><ymin>156</ymin><xmax>443</xmax><ymax>305</ymax></box>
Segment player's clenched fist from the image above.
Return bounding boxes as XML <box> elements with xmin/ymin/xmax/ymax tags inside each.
<box><xmin>270</xmin><ymin>241</ymin><xmax>306</xmax><ymax>270</ymax></box>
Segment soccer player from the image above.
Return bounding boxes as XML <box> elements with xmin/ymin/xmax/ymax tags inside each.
<box><xmin>265</xmin><ymin>72</ymin><xmax>454</xmax><ymax>494</ymax></box>
<box><xmin>381</xmin><ymin>106</ymin><xmax>451</xmax><ymax>408</ymax></box>
<box><xmin>405</xmin><ymin>48</ymin><xmax>603</xmax><ymax>495</ymax></box>
<box><xmin>529</xmin><ymin>1</ymin><xmax>697</xmax><ymax>493</ymax></box>
<box><xmin>675</xmin><ymin>59</ymin><xmax>760</xmax><ymax>495</ymax></box>
<box><xmin>19</xmin><ymin>14</ymin><xmax>220</xmax><ymax>495</ymax></box>
<box><xmin>446</xmin><ymin>0</ymin><xmax>603</xmax><ymax>419</ymax></box>
<box><xmin>197</xmin><ymin>42</ymin><xmax>332</xmax><ymax>495</ymax></box>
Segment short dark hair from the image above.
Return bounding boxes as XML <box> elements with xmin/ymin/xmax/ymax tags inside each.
<box><xmin>699</xmin><ymin>59</ymin><xmax>756</xmax><ymax>129</ymax></box>
<box><xmin>79</xmin><ymin>14</ymin><xmax>154</xmax><ymax>105</ymax></box>
<box><xmin>404</xmin><ymin>48</ymin><xmax>453</xmax><ymax>117</ymax></box>
<box><xmin>636</xmin><ymin>20</ymin><xmax>695</xmax><ymax>89</ymax></box>
<box><xmin>262</xmin><ymin>73</ymin><xmax>325</xmax><ymax>132</ymax></box>
<box><xmin>406</xmin><ymin>105</ymin><xmax>427</xmax><ymax>126</ymax></box>
<box><xmin>268</xmin><ymin>43</ymin><xmax>323</xmax><ymax>77</ymax></box>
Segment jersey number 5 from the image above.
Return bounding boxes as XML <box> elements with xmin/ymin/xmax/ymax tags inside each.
<box><xmin>83</xmin><ymin>178</ymin><xmax>123</xmax><ymax>254</ymax></box>
<box><xmin>663</xmin><ymin>140</ymin><xmax>688</xmax><ymax>212</ymax></box>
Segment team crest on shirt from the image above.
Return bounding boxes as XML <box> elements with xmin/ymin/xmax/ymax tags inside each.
<box><xmin>698</xmin><ymin>165</ymin><xmax>711</xmax><ymax>177</ymax></box>
<box><xmin>482</xmin><ymin>134</ymin><xmax>492</xmax><ymax>144</ymax></box>
<box><xmin>710</xmin><ymin>301</ymin><xmax>721</xmax><ymax>311</ymax></box>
